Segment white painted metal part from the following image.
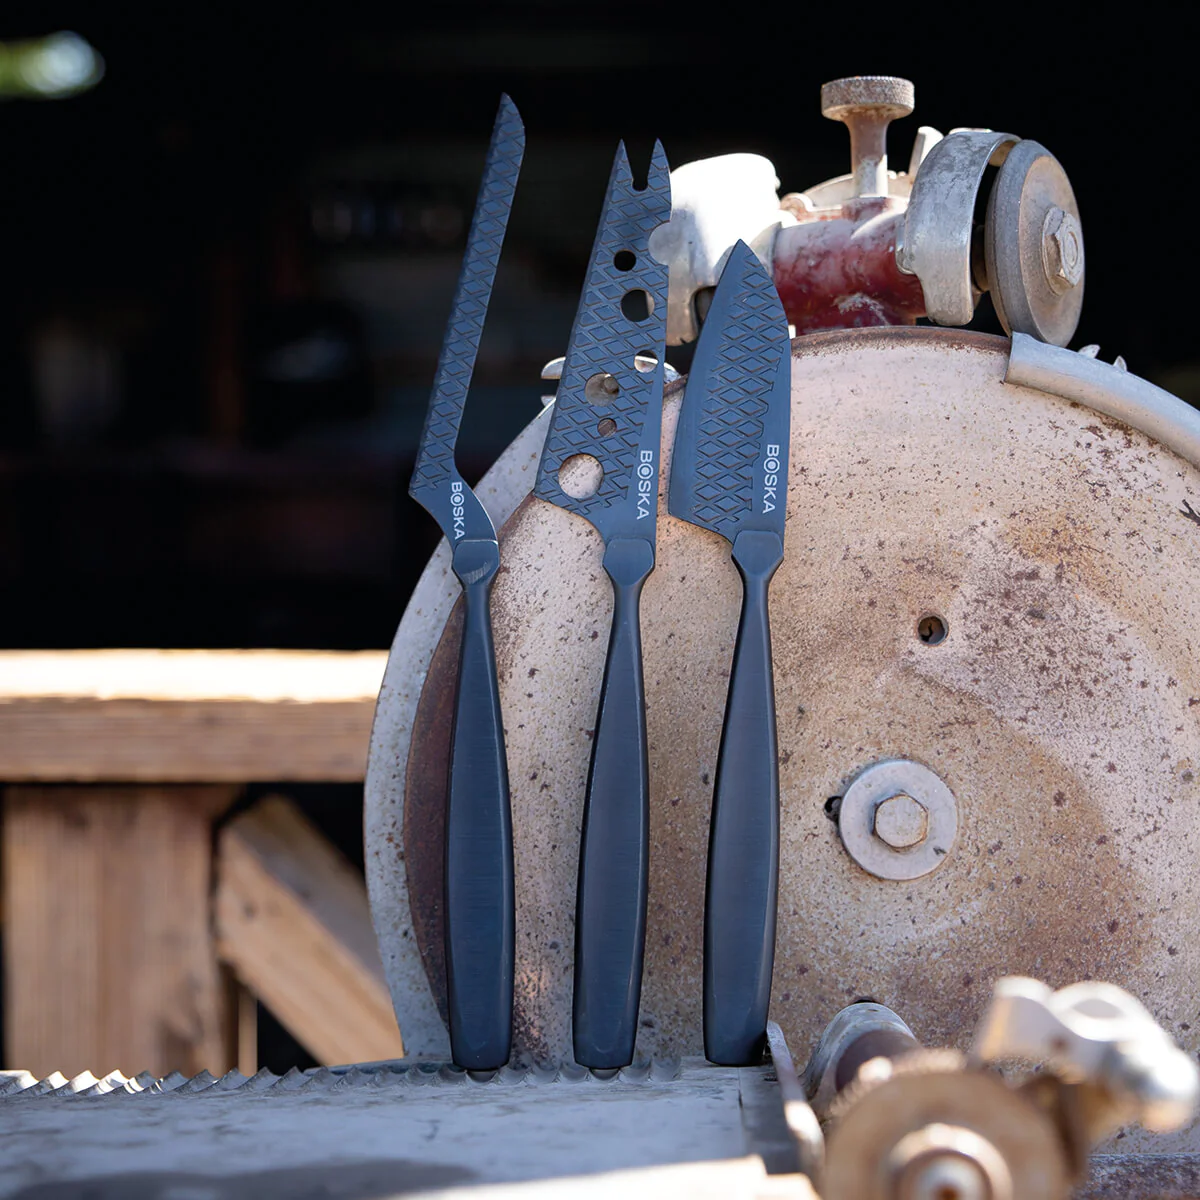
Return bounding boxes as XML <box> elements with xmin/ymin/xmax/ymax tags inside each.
<box><xmin>646</xmin><ymin>153</ymin><xmax>795</xmax><ymax>346</ymax></box>
<box><xmin>1006</xmin><ymin>332</ymin><xmax>1200</xmax><ymax>466</ymax></box>
<box><xmin>973</xmin><ymin>976</ymin><xmax>1200</xmax><ymax>1133</ymax></box>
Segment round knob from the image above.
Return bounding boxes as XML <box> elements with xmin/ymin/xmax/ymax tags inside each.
<box><xmin>820</xmin><ymin>76</ymin><xmax>915</xmax><ymax>123</ymax></box>
<box><xmin>820</xmin><ymin>76</ymin><xmax>915</xmax><ymax>198</ymax></box>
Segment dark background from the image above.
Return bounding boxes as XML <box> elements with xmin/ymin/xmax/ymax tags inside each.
<box><xmin>0</xmin><ymin>5</ymin><xmax>1193</xmax><ymax>1069</ymax></box>
<box><xmin>1</xmin><ymin>6</ymin><xmax>1196</xmax><ymax>652</ymax></box>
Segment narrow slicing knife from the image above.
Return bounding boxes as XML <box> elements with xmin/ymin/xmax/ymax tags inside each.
<box><xmin>668</xmin><ymin>239</ymin><xmax>791</xmax><ymax>1065</ymax></box>
<box><xmin>409</xmin><ymin>94</ymin><xmax>524</xmax><ymax>1071</ymax></box>
<box><xmin>533</xmin><ymin>141</ymin><xmax>671</xmax><ymax>1069</ymax></box>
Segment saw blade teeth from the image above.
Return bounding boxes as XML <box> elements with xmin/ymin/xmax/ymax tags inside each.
<box><xmin>0</xmin><ymin>1058</ymin><xmax>697</xmax><ymax>1100</ymax></box>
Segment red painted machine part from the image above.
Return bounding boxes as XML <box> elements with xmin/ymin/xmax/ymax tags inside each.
<box><xmin>772</xmin><ymin>196</ymin><xmax>927</xmax><ymax>333</ymax></box>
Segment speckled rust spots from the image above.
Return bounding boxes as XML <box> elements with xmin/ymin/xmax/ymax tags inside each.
<box><xmin>399</xmin><ymin>329</ymin><xmax>1200</xmax><ymax>1090</ymax></box>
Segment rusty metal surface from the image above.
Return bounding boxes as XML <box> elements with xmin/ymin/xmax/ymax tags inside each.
<box><xmin>773</xmin><ymin>200</ymin><xmax>926</xmax><ymax>331</ymax></box>
<box><xmin>385</xmin><ymin>329</ymin><xmax>1200</xmax><ymax>1165</ymax></box>
<box><xmin>1080</xmin><ymin>1156</ymin><xmax>1200</xmax><ymax>1198</ymax></box>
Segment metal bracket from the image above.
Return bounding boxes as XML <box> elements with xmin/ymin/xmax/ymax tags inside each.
<box><xmin>898</xmin><ymin>131</ymin><xmax>1018</xmax><ymax>325</ymax></box>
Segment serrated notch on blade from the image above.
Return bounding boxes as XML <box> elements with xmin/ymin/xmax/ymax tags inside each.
<box><xmin>533</xmin><ymin>140</ymin><xmax>671</xmax><ymax>544</ymax></box>
<box><xmin>410</xmin><ymin>95</ymin><xmax>525</xmax><ymax>544</ymax></box>
<box><xmin>668</xmin><ymin>240</ymin><xmax>791</xmax><ymax>544</ymax></box>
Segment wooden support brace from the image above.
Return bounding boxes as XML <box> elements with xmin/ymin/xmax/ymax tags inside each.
<box><xmin>2</xmin><ymin>785</ymin><xmax>239</xmax><ymax>1078</ymax></box>
<box><xmin>215</xmin><ymin>795</ymin><xmax>404</xmax><ymax>1066</ymax></box>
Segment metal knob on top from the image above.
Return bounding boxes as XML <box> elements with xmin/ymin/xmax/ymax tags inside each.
<box><xmin>821</xmin><ymin>75</ymin><xmax>915</xmax><ymax>198</ymax></box>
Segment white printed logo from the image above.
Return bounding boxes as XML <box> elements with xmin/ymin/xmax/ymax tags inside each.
<box><xmin>762</xmin><ymin>444</ymin><xmax>781</xmax><ymax>514</ymax></box>
<box><xmin>636</xmin><ymin>449</ymin><xmax>655</xmax><ymax>520</ymax></box>
<box><xmin>450</xmin><ymin>480</ymin><xmax>466</xmax><ymax>539</ymax></box>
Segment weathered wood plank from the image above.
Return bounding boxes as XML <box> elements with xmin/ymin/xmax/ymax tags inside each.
<box><xmin>2</xmin><ymin>785</ymin><xmax>239</xmax><ymax>1077</ymax></box>
<box><xmin>0</xmin><ymin>650</ymin><xmax>386</xmax><ymax>782</ymax></box>
<box><xmin>215</xmin><ymin>795</ymin><xmax>404</xmax><ymax>1065</ymax></box>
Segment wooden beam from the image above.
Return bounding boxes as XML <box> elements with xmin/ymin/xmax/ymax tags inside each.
<box><xmin>3</xmin><ymin>785</ymin><xmax>238</xmax><ymax>1077</ymax></box>
<box><xmin>215</xmin><ymin>795</ymin><xmax>404</xmax><ymax>1066</ymax></box>
<box><xmin>0</xmin><ymin>650</ymin><xmax>386</xmax><ymax>782</ymax></box>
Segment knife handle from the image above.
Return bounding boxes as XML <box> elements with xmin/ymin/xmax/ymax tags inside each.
<box><xmin>704</xmin><ymin>528</ymin><xmax>784</xmax><ymax>1065</ymax></box>
<box><xmin>573</xmin><ymin>536</ymin><xmax>654</xmax><ymax>1068</ymax></box>
<box><xmin>446</xmin><ymin>537</ymin><xmax>514</xmax><ymax>1070</ymax></box>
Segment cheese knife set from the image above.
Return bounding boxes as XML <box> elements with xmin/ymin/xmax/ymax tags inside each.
<box><xmin>409</xmin><ymin>98</ymin><xmax>792</xmax><ymax>1072</ymax></box>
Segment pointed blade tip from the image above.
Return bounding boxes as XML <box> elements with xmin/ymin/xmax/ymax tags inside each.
<box><xmin>498</xmin><ymin>93</ymin><xmax>522</xmax><ymax>121</ymax></box>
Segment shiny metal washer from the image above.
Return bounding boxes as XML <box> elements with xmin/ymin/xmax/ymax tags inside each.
<box><xmin>838</xmin><ymin>759</ymin><xmax>958</xmax><ymax>881</ymax></box>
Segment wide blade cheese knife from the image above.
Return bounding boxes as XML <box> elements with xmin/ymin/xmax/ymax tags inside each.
<box><xmin>668</xmin><ymin>240</ymin><xmax>791</xmax><ymax>1065</ymax></box>
<box><xmin>409</xmin><ymin>94</ymin><xmax>524</xmax><ymax>1071</ymax></box>
<box><xmin>533</xmin><ymin>141</ymin><xmax>671</xmax><ymax>1069</ymax></box>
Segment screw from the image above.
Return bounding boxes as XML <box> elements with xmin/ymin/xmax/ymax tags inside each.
<box><xmin>874</xmin><ymin>793</ymin><xmax>928</xmax><ymax>849</ymax></box>
<box><xmin>1041</xmin><ymin>207</ymin><xmax>1084</xmax><ymax>293</ymax></box>
<box><xmin>820</xmin><ymin>76</ymin><xmax>915</xmax><ymax>198</ymax></box>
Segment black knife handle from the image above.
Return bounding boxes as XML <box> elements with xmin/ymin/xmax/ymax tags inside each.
<box><xmin>445</xmin><ymin>537</ymin><xmax>514</xmax><ymax>1070</ymax></box>
<box><xmin>704</xmin><ymin>528</ymin><xmax>784</xmax><ymax>1065</ymax></box>
<box><xmin>573</xmin><ymin>536</ymin><xmax>654</xmax><ymax>1068</ymax></box>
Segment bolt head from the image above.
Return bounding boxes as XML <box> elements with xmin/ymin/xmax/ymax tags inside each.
<box><xmin>874</xmin><ymin>793</ymin><xmax>928</xmax><ymax>849</ymax></box>
<box><xmin>1041</xmin><ymin>207</ymin><xmax>1084</xmax><ymax>293</ymax></box>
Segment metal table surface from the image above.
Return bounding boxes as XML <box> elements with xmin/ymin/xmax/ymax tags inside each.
<box><xmin>0</xmin><ymin>1058</ymin><xmax>803</xmax><ymax>1199</ymax></box>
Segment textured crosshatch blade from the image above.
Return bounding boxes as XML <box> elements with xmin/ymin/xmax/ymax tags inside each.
<box><xmin>533</xmin><ymin>141</ymin><xmax>671</xmax><ymax>543</ymax></box>
<box><xmin>410</xmin><ymin>95</ymin><xmax>525</xmax><ymax>542</ymax></box>
<box><xmin>669</xmin><ymin>240</ymin><xmax>791</xmax><ymax>544</ymax></box>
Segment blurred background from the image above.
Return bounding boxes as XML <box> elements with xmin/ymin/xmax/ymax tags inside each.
<box><xmin>0</xmin><ymin>5</ymin><xmax>1193</xmax><ymax>1072</ymax></box>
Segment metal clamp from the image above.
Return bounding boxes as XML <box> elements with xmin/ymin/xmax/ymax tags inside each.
<box><xmin>972</xmin><ymin>976</ymin><xmax>1200</xmax><ymax>1135</ymax></box>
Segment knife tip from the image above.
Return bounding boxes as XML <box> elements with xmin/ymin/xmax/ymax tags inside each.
<box><xmin>495</xmin><ymin>93</ymin><xmax>525</xmax><ymax>137</ymax></box>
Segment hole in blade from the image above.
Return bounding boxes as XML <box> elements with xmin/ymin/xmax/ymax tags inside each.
<box><xmin>559</xmin><ymin>454</ymin><xmax>603</xmax><ymax>500</ymax></box>
<box><xmin>584</xmin><ymin>372</ymin><xmax>620</xmax><ymax>405</ymax></box>
<box><xmin>621</xmin><ymin>290</ymin><xmax>653</xmax><ymax>323</ymax></box>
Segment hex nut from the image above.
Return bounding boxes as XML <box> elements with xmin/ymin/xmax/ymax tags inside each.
<box><xmin>874</xmin><ymin>794</ymin><xmax>928</xmax><ymax>849</ymax></box>
<box><xmin>837</xmin><ymin>759</ymin><xmax>958</xmax><ymax>881</ymax></box>
<box><xmin>1041</xmin><ymin>206</ymin><xmax>1084</xmax><ymax>293</ymax></box>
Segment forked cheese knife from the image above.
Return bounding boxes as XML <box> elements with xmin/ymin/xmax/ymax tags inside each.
<box><xmin>668</xmin><ymin>240</ymin><xmax>792</xmax><ymax>1065</ymax></box>
<box><xmin>533</xmin><ymin>141</ymin><xmax>671</xmax><ymax>1069</ymax></box>
<box><xmin>409</xmin><ymin>95</ymin><xmax>524</xmax><ymax>1071</ymax></box>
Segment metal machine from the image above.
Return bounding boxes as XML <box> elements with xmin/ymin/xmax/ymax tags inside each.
<box><xmin>6</xmin><ymin>76</ymin><xmax>1200</xmax><ymax>1200</ymax></box>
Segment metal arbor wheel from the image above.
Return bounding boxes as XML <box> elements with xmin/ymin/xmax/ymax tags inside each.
<box><xmin>985</xmin><ymin>139</ymin><xmax>1085</xmax><ymax>346</ymax></box>
<box><xmin>822</xmin><ymin>1050</ymin><xmax>1070</xmax><ymax>1200</ymax></box>
<box><xmin>367</xmin><ymin>329</ymin><xmax>1200</xmax><ymax>1126</ymax></box>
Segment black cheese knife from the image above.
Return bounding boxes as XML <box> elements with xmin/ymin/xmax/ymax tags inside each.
<box><xmin>533</xmin><ymin>142</ymin><xmax>671</xmax><ymax>1069</ymax></box>
<box><xmin>409</xmin><ymin>95</ymin><xmax>524</xmax><ymax>1070</ymax></box>
<box><xmin>668</xmin><ymin>240</ymin><xmax>792</xmax><ymax>1065</ymax></box>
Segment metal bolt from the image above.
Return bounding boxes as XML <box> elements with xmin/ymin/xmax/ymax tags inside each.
<box><xmin>839</xmin><ymin>759</ymin><xmax>957</xmax><ymax>880</ymax></box>
<box><xmin>874</xmin><ymin>793</ymin><xmax>928</xmax><ymax>849</ymax></box>
<box><xmin>821</xmin><ymin>76</ymin><xmax>915</xmax><ymax>198</ymax></box>
<box><xmin>1041</xmin><ymin>206</ymin><xmax>1084</xmax><ymax>293</ymax></box>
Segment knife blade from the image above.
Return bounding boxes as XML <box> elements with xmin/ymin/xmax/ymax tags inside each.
<box><xmin>668</xmin><ymin>239</ymin><xmax>791</xmax><ymax>1065</ymax></box>
<box><xmin>409</xmin><ymin>94</ymin><xmax>524</xmax><ymax>1071</ymax></box>
<box><xmin>533</xmin><ymin>140</ymin><xmax>671</xmax><ymax>1069</ymax></box>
